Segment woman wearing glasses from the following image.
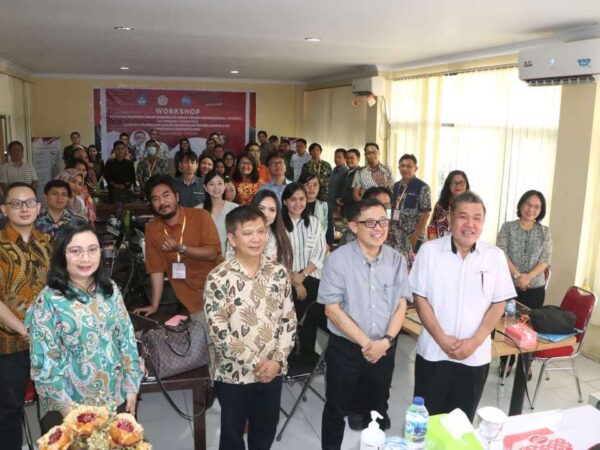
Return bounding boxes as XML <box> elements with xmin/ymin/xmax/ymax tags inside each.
<box><xmin>427</xmin><ymin>170</ymin><xmax>470</xmax><ymax>240</ymax></box>
<box><xmin>496</xmin><ymin>190</ymin><xmax>552</xmax><ymax>376</ymax></box>
<box><xmin>282</xmin><ymin>182</ymin><xmax>327</xmax><ymax>358</ymax></box>
<box><xmin>232</xmin><ymin>153</ymin><xmax>264</xmax><ymax>205</ymax></box>
<box><xmin>26</xmin><ymin>220</ymin><xmax>143</xmax><ymax>431</ymax></box>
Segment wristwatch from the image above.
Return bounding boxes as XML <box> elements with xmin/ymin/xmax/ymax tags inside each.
<box><xmin>383</xmin><ymin>334</ymin><xmax>394</xmax><ymax>345</ymax></box>
<box><xmin>178</xmin><ymin>244</ymin><xmax>187</xmax><ymax>254</ymax></box>
<box><xmin>513</xmin><ymin>272</ymin><xmax>521</xmax><ymax>280</ymax></box>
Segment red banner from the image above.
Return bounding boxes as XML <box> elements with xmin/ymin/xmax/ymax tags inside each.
<box><xmin>94</xmin><ymin>88</ymin><xmax>256</xmax><ymax>159</ymax></box>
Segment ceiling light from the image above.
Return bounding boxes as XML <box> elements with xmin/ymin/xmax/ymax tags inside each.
<box><xmin>114</xmin><ymin>26</ymin><xmax>134</xmax><ymax>31</ymax></box>
<box><xmin>230</xmin><ymin>70</ymin><xmax>240</xmax><ymax>74</ymax></box>
<box><xmin>120</xmin><ymin>66</ymin><xmax>130</xmax><ymax>70</ymax></box>
<box><xmin>304</xmin><ymin>37</ymin><xmax>321</xmax><ymax>42</ymax></box>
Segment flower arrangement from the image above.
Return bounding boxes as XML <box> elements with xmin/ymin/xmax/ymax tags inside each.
<box><xmin>37</xmin><ymin>405</ymin><xmax>152</xmax><ymax>450</ymax></box>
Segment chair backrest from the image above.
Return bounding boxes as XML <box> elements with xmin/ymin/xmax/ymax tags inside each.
<box><xmin>560</xmin><ymin>286</ymin><xmax>597</xmax><ymax>344</ymax></box>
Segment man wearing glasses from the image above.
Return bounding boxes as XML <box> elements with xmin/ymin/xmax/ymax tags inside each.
<box><xmin>258</xmin><ymin>152</ymin><xmax>291</xmax><ymax>201</ymax></box>
<box><xmin>0</xmin><ymin>182</ymin><xmax>51</xmax><ymax>450</ymax></box>
<box><xmin>318</xmin><ymin>198</ymin><xmax>411</xmax><ymax>449</ymax></box>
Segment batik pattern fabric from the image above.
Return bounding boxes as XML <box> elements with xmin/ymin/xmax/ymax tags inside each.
<box><xmin>34</xmin><ymin>208</ymin><xmax>77</xmax><ymax>240</ymax></box>
<box><xmin>204</xmin><ymin>255</ymin><xmax>297</xmax><ymax>384</ymax></box>
<box><xmin>302</xmin><ymin>159</ymin><xmax>333</xmax><ymax>201</ymax></box>
<box><xmin>0</xmin><ymin>225</ymin><xmax>51</xmax><ymax>354</ymax></box>
<box><xmin>26</xmin><ymin>281</ymin><xmax>144</xmax><ymax>414</ymax></box>
<box><xmin>234</xmin><ymin>179</ymin><xmax>263</xmax><ymax>205</ymax></box>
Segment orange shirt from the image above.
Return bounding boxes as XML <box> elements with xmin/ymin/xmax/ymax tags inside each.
<box><xmin>234</xmin><ymin>179</ymin><xmax>264</xmax><ymax>205</ymax></box>
<box><xmin>0</xmin><ymin>224</ymin><xmax>51</xmax><ymax>354</ymax></box>
<box><xmin>145</xmin><ymin>207</ymin><xmax>222</xmax><ymax>313</ymax></box>
<box><xmin>258</xmin><ymin>164</ymin><xmax>271</xmax><ymax>184</ymax></box>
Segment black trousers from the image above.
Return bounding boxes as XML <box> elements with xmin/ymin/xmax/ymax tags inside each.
<box><xmin>322</xmin><ymin>335</ymin><xmax>396</xmax><ymax>450</ymax></box>
<box><xmin>215</xmin><ymin>377</ymin><xmax>282</xmax><ymax>450</ymax></box>
<box><xmin>292</xmin><ymin>276</ymin><xmax>326</xmax><ymax>357</ymax></box>
<box><xmin>414</xmin><ymin>354</ymin><xmax>489</xmax><ymax>422</ymax></box>
<box><xmin>0</xmin><ymin>350</ymin><xmax>30</xmax><ymax>450</ymax></box>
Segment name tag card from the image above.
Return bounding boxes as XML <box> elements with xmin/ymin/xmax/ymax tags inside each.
<box><xmin>172</xmin><ymin>262</ymin><xmax>187</xmax><ymax>279</ymax></box>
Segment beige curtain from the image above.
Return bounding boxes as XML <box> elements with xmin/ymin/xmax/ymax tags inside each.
<box><xmin>303</xmin><ymin>86</ymin><xmax>367</xmax><ymax>163</ymax></box>
<box><xmin>390</xmin><ymin>68</ymin><xmax>561</xmax><ymax>243</ymax></box>
<box><xmin>6</xmin><ymin>76</ymin><xmax>32</xmax><ymax>160</ymax></box>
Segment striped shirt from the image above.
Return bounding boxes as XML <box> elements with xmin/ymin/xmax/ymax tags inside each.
<box><xmin>0</xmin><ymin>161</ymin><xmax>39</xmax><ymax>185</ymax></box>
<box><xmin>287</xmin><ymin>215</ymin><xmax>327</xmax><ymax>279</ymax></box>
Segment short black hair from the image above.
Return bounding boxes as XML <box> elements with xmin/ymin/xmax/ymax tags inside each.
<box><xmin>113</xmin><ymin>140</ymin><xmax>126</xmax><ymax>150</ymax></box>
<box><xmin>266</xmin><ymin>151</ymin><xmax>285</xmax><ymax>165</ymax></box>
<box><xmin>225</xmin><ymin>205</ymin><xmax>265</xmax><ymax>234</ymax></box>
<box><xmin>364</xmin><ymin>142</ymin><xmax>379</xmax><ymax>151</ymax></box>
<box><xmin>399</xmin><ymin>153</ymin><xmax>417</xmax><ymax>165</ymax></box>
<box><xmin>8</xmin><ymin>141</ymin><xmax>24</xmax><ymax>152</ymax></box>
<box><xmin>363</xmin><ymin>186</ymin><xmax>392</xmax><ymax>202</ymax></box>
<box><xmin>120</xmin><ymin>132</ymin><xmax>129</xmax><ymax>138</ymax></box>
<box><xmin>347</xmin><ymin>198</ymin><xmax>386</xmax><ymax>221</ymax></box>
<box><xmin>268</xmin><ymin>135</ymin><xmax>279</xmax><ymax>143</ymax></box>
<box><xmin>347</xmin><ymin>148</ymin><xmax>361</xmax><ymax>159</ymax></box>
<box><xmin>213</xmin><ymin>144</ymin><xmax>224</xmax><ymax>152</ymax></box>
<box><xmin>44</xmin><ymin>179</ymin><xmax>72</xmax><ymax>197</ymax></box>
<box><xmin>70</xmin><ymin>131</ymin><xmax>80</xmax><ymax>138</ymax></box>
<box><xmin>145</xmin><ymin>139</ymin><xmax>160</xmax><ymax>149</ymax></box>
<box><xmin>451</xmin><ymin>190</ymin><xmax>486</xmax><ymax>216</ymax></box>
<box><xmin>334</xmin><ymin>148</ymin><xmax>347</xmax><ymax>156</ymax></box>
<box><xmin>4</xmin><ymin>182</ymin><xmax>37</xmax><ymax>200</ymax></box>
<box><xmin>245</xmin><ymin>142</ymin><xmax>260</xmax><ymax>152</ymax></box>
<box><xmin>180</xmin><ymin>151</ymin><xmax>198</xmax><ymax>163</ymax></box>
<box><xmin>67</xmin><ymin>158</ymin><xmax>88</xmax><ymax>170</ymax></box>
<box><xmin>258</xmin><ymin>130</ymin><xmax>267</xmax><ymax>137</ymax></box>
<box><xmin>296</xmin><ymin>138</ymin><xmax>307</xmax><ymax>146</ymax></box>
<box><xmin>516</xmin><ymin>190</ymin><xmax>547</xmax><ymax>222</ymax></box>
<box><xmin>308</xmin><ymin>142</ymin><xmax>322</xmax><ymax>153</ymax></box>
<box><xmin>145</xmin><ymin>174</ymin><xmax>177</xmax><ymax>199</ymax></box>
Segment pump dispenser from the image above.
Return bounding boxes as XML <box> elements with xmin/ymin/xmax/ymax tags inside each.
<box><xmin>360</xmin><ymin>410</ymin><xmax>386</xmax><ymax>449</ymax></box>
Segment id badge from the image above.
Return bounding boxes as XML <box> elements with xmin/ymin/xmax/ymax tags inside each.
<box><xmin>392</xmin><ymin>209</ymin><xmax>400</xmax><ymax>222</ymax></box>
<box><xmin>172</xmin><ymin>262</ymin><xmax>187</xmax><ymax>279</ymax></box>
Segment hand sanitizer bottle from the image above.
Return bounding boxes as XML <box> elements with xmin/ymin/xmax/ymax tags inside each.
<box><xmin>361</xmin><ymin>410</ymin><xmax>386</xmax><ymax>450</ymax></box>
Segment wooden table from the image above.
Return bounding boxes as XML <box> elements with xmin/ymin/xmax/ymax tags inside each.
<box><xmin>139</xmin><ymin>368</ymin><xmax>209</xmax><ymax>450</ymax></box>
<box><xmin>402</xmin><ymin>308</ymin><xmax>577</xmax><ymax>415</ymax></box>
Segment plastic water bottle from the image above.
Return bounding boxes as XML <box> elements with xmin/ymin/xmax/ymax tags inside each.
<box><xmin>404</xmin><ymin>397</ymin><xmax>428</xmax><ymax>450</ymax></box>
<box><xmin>361</xmin><ymin>410</ymin><xmax>386</xmax><ymax>450</ymax></box>
<box><xmin>505</xmin><ymin>299</ymin><xmax>517</xmax><ymax>325</ymax></box>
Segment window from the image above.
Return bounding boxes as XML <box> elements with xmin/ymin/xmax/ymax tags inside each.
<box><xmin>390</xmin><ymin>67</ymin><xmax>561</xmax><ymax>242</ymax></box>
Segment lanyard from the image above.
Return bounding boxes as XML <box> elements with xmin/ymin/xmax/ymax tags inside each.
<box><xmin>164</xmin><ymin>211</ymin><xmax>187</xmax><ymax>263</ymax></box>
<box><xmin>395</xmin><ymin>182</ymin><xmax>410</xmax><ymax>210</ymax></box>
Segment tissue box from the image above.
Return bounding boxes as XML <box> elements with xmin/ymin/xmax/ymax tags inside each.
<box><xmin>425</xmin><ymin>414</ymin><xmax>483</xmax><ymax>450</ymax></box>
<box><xmin>503</xmin><ymin>428</ymin><xmax>573</xmax><ymax>450</ymax></box>
<box><xmin>504</xmin><ymin>322</ymin><xmax>537</xmax><ymax>349</ymax></box>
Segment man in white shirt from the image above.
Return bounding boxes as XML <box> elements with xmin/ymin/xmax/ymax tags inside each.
<box><xmin>289</xmin><ymin>138</ymin><xmax>311</xmax><ymax>182</ymax></box>
<box><xmin>0</xmin><ymin>141</ymin><xmax>39</xmax><ymax>196</ymax></box>
<box><xmin>149</xmin><ymin>128</ymin><xmax>171</xmax><ymax>160</ymax></box>
<box><xmin>409</xmin><ymin>191</ymin><xmax>516</xmax><ymax>421</ymax></box>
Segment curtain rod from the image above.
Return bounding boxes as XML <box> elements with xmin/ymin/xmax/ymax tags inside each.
<box><xmin>393</xmin><ymin>63</ymin><xmax>517</xmax><ymax>81</ymax></box>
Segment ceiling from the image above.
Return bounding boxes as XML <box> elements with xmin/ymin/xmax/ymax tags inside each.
<box><xmin>1</xmin><ymin>0</ymin><xmax>600</xmax><ymax>82</ymax></box>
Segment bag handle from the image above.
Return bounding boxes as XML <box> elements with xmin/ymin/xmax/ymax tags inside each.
<box><xmin>140</xmin><ymin>341</ymin><xmax>206</xmax><ymax>421</ymax></box>
<box><xmin>164</xmin><ymin>328</ymin><xmax>192</xmax><ymax>356</ymax></box>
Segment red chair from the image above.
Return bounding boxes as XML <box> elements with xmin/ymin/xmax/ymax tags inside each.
<box><xmin>530</xmin><ymin>286</ymin><xmax>597</xmax><ymax>409</ymax></box>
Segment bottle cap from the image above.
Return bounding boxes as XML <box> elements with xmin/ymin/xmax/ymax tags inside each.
<box><xmin>413</xmin><ymin>396</ymin><xmax>424</xmax><ymax>406</ymax></box>
<box><xmin>369</xmin><ymin>410</ymin><xmax>383</xmax><ymax>428</ymax></box>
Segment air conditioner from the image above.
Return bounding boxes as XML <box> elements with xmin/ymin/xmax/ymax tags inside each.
<box><xmin>519</xmin><ymin>38</ymin><xmax>600</xmax><ymax>86</ymax></box>
<box><xmin>352</xmin><ymin>76</ymin><xmax>386</xmax><ymax>96</ymax></box>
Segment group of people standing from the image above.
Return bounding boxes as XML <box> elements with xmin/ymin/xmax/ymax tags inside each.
<box><xmin>0</xmin><ymin>128</ymin><xmax>552</xmax><ymax>450</ymax></box>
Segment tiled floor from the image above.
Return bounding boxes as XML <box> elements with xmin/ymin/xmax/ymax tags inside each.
<box><xmin>24</xmin><ymin>333</ymin><xmax>600</xmax><ymax>449</ymax></box>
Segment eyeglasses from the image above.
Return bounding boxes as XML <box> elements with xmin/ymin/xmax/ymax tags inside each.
<box><xmin>357</xmin><ymin>218</ymin><xmax>390</xmax><ymax>228</ymax></box>
<box><xmin>451</xmin><ymin>181</ymin><xmax>466</xmax><ymax>187</ymax></box>
<box><xmin>269</xmin><ymin>161</ymin><xmax>285</xmax><ymax>166</ymax></box>
<box><xmin>6</xmin><ymin>199</ymin><xmax>37</xmax><ymax>209</ymax></box>
<box><xmin>66</xmin><ymin>247</ymin><xmax>101</xmax><ymax>258</ymax></box>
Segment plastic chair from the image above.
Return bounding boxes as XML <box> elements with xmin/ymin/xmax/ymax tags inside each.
<box><xmin>276</xmin><ymin>302</ymin><xmax>329</xmax><ymax>442</ymax></box>
<box><xmin>530</xmin><ymin>286</ymin><xmax>597</xmax><ymax>409</ymax></box>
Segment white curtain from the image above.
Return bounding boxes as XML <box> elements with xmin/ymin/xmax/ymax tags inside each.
<box><xmin>390</xmin><ymin>68</ymin><xmax>561</xmax><ymax>243</ymax></box>
<box><xmin>6</xmin><ymin>76</ymin><xmax>32</xmax><ymax>160</ymax></box>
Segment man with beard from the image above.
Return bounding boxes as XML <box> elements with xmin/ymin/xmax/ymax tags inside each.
<box><xmin>134</xmin><ymin>174</ymin><xmax>221</xmax><ymax>329</ymax></box>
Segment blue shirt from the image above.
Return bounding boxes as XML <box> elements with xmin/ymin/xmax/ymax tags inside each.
<box><xmin>318</xmin><ymin>240</ymin><xmax>412</xmax><ymax>339</ymax></box>
<box><xmin>258</xmin><ymin>178</ymin><xmax>291</xmax><ymax>202</ymax></box>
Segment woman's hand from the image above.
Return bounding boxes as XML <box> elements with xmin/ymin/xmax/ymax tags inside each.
<box><xmin>293</xmin><ymin>283</ymin><xmax>308</xmax><ymax>301</ymax></box>
<box><xmin>291</xmin><ymin>272</ymin><xmax>305</xmax><ymax>286</ymax></box>
<box><xmin>126</xmin><ymin>393</ymin><xmax>138</xmax><ymax>415</ymax></box>
<box><xmin>517</xmin><ymin>273</ymin><xmax>532</xmax><ymax>290</ymax></box>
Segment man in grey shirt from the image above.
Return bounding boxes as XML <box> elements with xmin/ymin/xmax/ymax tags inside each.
<box><xmin>318</xmin><ymin>198</ymin><xmax>411</xmax><ymax>450</ymax></box>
